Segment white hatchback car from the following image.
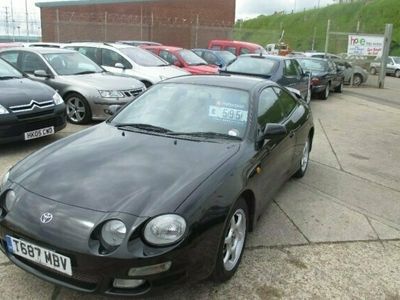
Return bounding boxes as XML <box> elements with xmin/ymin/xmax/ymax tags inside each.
<box><xmin>64</xmin><ymin>42</ymin><xmax>189</xmax><ymax>87</ymax></box>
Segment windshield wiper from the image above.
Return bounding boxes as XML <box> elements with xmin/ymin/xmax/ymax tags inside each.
<box><xmin>115</xmin><ymin>123</ymin><xmax>173</xmax><ymax>134</ymax></box>
<box><xmin>191</xmin><ymin>63</ymin><xmax>207</xmax><ymax>66</ymax></box>
<box><xmin>73</xmin><ymin>71</ymin><xmax>97</xmax><ymax>75</ymax></box>
<box><xmin>169</xmin><ymin>131</ymin><xmax>242</xmax><ymax>140</ymax></box>
<box><xmin>0</xmin><ymin>76</ymin><xmax>22</xmax><ymax>80</ymax></box>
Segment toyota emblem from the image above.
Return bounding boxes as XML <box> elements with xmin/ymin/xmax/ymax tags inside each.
<box><xmin>40</xmin><ymin>212</ymin><xmax>53</xmax><ymax>224</ymax></box>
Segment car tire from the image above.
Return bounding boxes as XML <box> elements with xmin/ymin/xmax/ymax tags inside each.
<box><xmin>370</xmin><ymin>67</ymin><xmax>377</xmax><ymax>75</ymax></box>
<box><xmin>352</xmin><ymin>74</ymin><xmax>362</xmax><ymax>86</ymax></box>
<box><xmin>212</xmin><ymin>198</ymin><xmax>248</xmax><ymax>283</ymax></box>
<box><xmin>293</xmin><ymin>137</ymin><xmax>311</xmax><ymax>178</ymax></box>
<box><xmin>334</xmin><ymin>81</ymin><xmax>343</xmax><ymax>93</ymax></box>
<box><xmin>320</xmin><ymin>83</ymin><xmax>330</xmax><ymax>100</ymax></box>
<box><xmin>395</xmin><ymin>70</ymin><xmax>400</xmax><ymax>78</ymax></box>
<box><xmin>65</xmin><ymin>93</ymin><xmax>92</xmax><ymax>124</ymax></box>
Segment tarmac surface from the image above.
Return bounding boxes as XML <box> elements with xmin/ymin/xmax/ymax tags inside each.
<box><xmin>0</xmin><ymin>77</ymin><xmax>400</xmax><ymax>299</ymax></box>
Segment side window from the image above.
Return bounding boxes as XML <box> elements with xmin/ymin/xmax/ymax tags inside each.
<box><xmin>225</xmin><ymin>47</ymin><xmax>236</xmax><ymax>55</ymax></box>
<box><xmin>284</xmin><ymin>60</ymin><xmax>299</xmax><ymax>77</ymax></box>
<box><xmin>239</xmin><ymin>48</ymin><xmax>250</xmax><ymax>55</ymax></box>
<box><xmin>0</xmin><ymin>52</ymin><xmax>19</xmax><ymax>67</ymax></box>
<box><xmin>257</xmin><ymin>88</ymin><xmax>284</xmax><ymax>131</ymax></box>
<box><xmin>292</xmin><ymin>59</ymin><xmax>304</xmax><ymax>75</ymax></box>
<box><xmin>203</xmin><ymin>52</ymin><xmax>218</xmax><ymax>65</ymax></box>
<box><xmin>20</xmin><ymin>52</ymin><xmax>48</xmax><ymax>74</ymax></box>
<box><xmin>193</xmin><ymin>50</ymin><xmax>203</xmax><ymax>57</ymax></box>
<box><xmin>327</xmin><ymin>61</ymin><xmax>336</xmax><ymax>72</ymax></box>
<box><xmin>159</xmin><ymin>50</ymin><xmax>178</xmax><ymax>65</ymax></box>
<box><xmin>273</xmin><ymin>87</ymin><xmax>298</xmax><ymax>119</ymax></box>
<box><xmin>101</xmin><ymin>49</ymin><xmax>131</xmax><ymax>68</ymax></box>
<box><xmin>210</xmin><ymin>45</ymin><xmax>221</xmax><ymax>50</ymax></box>
<box><xmin>77</xmin><ymin>47</ymin><xmax>99</xmax><ymax>64</ymax></box>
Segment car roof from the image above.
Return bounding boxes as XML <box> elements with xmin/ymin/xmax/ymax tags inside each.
<box><xmin>210</xmin><ymin>40</ymin><xmax>264</xmax><ymax>49</ymax></box>
<box><xmin>66</xmin><ymin>42</ymin><xmax>136</xmax><ymax>50</ymax></box>
<box><xmin>144</xmin><ymin>45</ymin><xmax>183</xmax><ymax>52</ymax></box>
<box><xmin>239</xmin><ymin>54</ymin><xmax>290</xmax><ymax>61</ymax></box>
<box><xmin>163</xmin><ymin>74</ymin><xmax>273</xmax><ymax>91</ymax></box>
<box><xmin>2</xmin><ymin>47</ymin><xmax>77</xmax><ymax>55</ymax></box>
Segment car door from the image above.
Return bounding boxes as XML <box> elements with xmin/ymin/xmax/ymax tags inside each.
<box><xmin>281</xmin><ymin>59</ymin><xmax>308</xmax><ymax>98</ymax></box>
<box><xmin>386</xmin><ymin>57</ymin><xmax>396</xmax><ymax>75</ymax></box>
<box><xmin>101</xmin><ymin>48</ymin><xmax>132</xmax><ymax>75</ymax></box>
<box><xmin>273</xmin><ymin>86</ymin><xmax>307</xmax><ymax>175</ymax></box>
<box><xmin>248</xmin><ymin>87</ymin><xmax>294</xmax><ymax>211</ymax></box>
<box><xmin>327</xmin><ymin>60</ymin><xmax>341</xmax><ymax>88</ymax></box>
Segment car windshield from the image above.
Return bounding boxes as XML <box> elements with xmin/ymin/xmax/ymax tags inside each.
<box><xmin>0</xmin><ymin>58</ymin><xmax>23</xmax><ymax>79</ymax></box>
<box><xmin>226</xmin><ymin>56</ymin><xmax>278</xmax><ymax>76</ymax></box>
<box><xmin>392</xmin><ymin>57</ymin><xmax>400</xmax><ymax>64</ymax></box>
<box><xmin>217</xmin><ymin>51</ymin><xmax>236</xmax><ymax>64</ymax></box>
<box><xmin>43</xmin><ymin>52</ymin><xmax>103</xmax><ymax>75</ymax></box>
<box><xmin>254</xmin><ymin>47</ymin><xmax>268</xmax><ymax>55</ymax></box>
<box><xmin>111</xmin><ymin>83</ymin><xmax>250</xmax><ymax>139</ymax></box>
<box><xmin>297</xmin><ymin>59</ymin><xmax>327</xmax><ymax>72</ymax></box>
<box><xmin>179</xmin><ymin>49</ymin><xmax>207</xmax><ymax>66</ymax></box>
<box><xmin>120</xmin><ymin>47</ymin><xmax>169</xmax><ymax>66</ymax></box>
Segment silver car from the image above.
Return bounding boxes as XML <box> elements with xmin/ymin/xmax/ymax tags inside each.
<box><xmin>0</xmin><ymin>48</ymin><xmax>145</xmax><ymax>124</ymax></box>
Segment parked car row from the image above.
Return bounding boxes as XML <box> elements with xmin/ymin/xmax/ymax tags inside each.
<box><xmin>1</xmin><ymin>39</ymin><xmax>347</xmax><ymax>143</ymax></box>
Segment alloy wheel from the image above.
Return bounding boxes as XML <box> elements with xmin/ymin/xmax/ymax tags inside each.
<box><xmin>223</xmin><ymin>208</ymin><xmax>246</xmax><ymax>271</ymax></box>
<box><xmin>66</xmin><ymin>97</ymin><xmax>86</xmax><ymax>123</ymax></box>
<box><xmin>301</xmin><ymin>141</ymin><xmax>310</xmax><ymax>173</ymax></box>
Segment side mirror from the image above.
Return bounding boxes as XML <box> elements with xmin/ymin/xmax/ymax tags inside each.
<box><xmin>173</xmin><ymin>61</ymin><xmax>182</xmax><ymax>68</ymax></box>
<box><xmin>115</xmin><ymin>63</ymin><xmax>125</xmax><ymax>69</ymax></box>
<box><xmin>257</xmin><ymin>123</ymin><xmax>287</xmax><ymax>142</ymax></box>
<box><xmin>34</xmin><ymin>70</ymin><xmax>50</xmax><ymax>78</ymax></box>
<box><xmin>104</xmin><ymin>105</ymin><xmax>122</xmax><ymax>116</ymax></box>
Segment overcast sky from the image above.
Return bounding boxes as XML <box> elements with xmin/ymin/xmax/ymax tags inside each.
<box><xmin>0</xmin><ymin>0</ymin><xmax>336</xmax><ymax>36</ymax></box>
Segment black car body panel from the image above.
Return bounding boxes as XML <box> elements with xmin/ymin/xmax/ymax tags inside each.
<box><xmin>221</xmin><ymin>54</ymin><xmax>310</xmax><ymax>100</ymax></box>
<box><xmin>0</xmin><ymin>75</ymin><xmax>314</xmax><ymax>295</ymax></box>
<box><xmin>0</xmin><ymin>59</ymin><xmax>66</xmax><ymax>143</ymax></box>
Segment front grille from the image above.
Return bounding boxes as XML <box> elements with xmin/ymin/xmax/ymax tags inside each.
<box><xmin>16</xmin><ymin>109</ymin><xmax>55</xmax><ymax>120</ymax></box>
<box><xmin>9</xmin><ymin>100</ymin><xmax>54</xmax><ymax>113</ymax></box>
<box><xmin>122</xmin><ymin>88</ymin><xmax>144</xmax><ymax>98</ymax></box>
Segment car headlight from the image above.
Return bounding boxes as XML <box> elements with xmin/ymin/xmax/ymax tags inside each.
<box><xmin>99</xmin><ymin>90</ymin><xmax>124</xmax><ymax>98</ymax></box>
<box><xmin>52</xmin><ymin>92</ymin><xmax>64</xmax><ymax>105</ymax></box>
<box><xmin>4</xmin><ymin>190</ymin><xmax>16</xmax><ymax>212</ymax></box>
<box><xmin>0</xmin><ymin>104</ymin><xmax>9</xmax><ymax>115</ymax></box>
<box><xmin>0</xmin><ymin>171</ymin><xmax>9</xmax><ymax>192</ymax></box>
<box><xmin>143</xmin><ymin>214</ymin><xmax>186</xmax><ymax>246</ymax></box>
<box><xmin>101</xmin><ymin>220</ymin><xmax>127</xmax><ymax>247</ymax></box>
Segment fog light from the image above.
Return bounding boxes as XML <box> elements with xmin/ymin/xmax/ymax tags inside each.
<box><xmin>113</xmin><ymin>279</ymin><xmax>145</xmax><ymax>289</ymax></box>
<box><xmin>128</xmin><ymin>261</ymin><xmax>172</xmax><ymax>276</ymax></box>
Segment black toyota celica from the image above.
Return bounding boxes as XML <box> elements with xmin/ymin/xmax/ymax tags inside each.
<box><xmin>0</xmin><ymin>75</ymin><xmax>314</xmax><ymax>296</ymax></box>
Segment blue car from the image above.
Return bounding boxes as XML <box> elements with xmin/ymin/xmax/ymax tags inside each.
<box><xmin>192</xmin><ymin>49</ymin><xmax>236</xmax><ymax>68</ymax></box>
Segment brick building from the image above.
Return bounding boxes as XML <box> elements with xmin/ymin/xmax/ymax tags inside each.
<box><xmin>36</xmin><ymin>0</ymin><xmax>236</xmax><ymax>48</ymax></box>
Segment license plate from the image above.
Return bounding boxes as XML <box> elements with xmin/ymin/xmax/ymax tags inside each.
<box><xmin>5</xmin><ymin>235</ymin><xmax>72</xmax><ymax>276</ymax></box>
<box><xmin>24</xmin><ymin>126</ymin><xmax>54</xmax><ymax>140</ymax></box>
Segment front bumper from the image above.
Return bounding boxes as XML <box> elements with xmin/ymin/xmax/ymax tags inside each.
<box><xmin>0</xmin><ymin>185</ymin><xmax>220</xmax><ymax>296</ymax></box>
<box><xmin>0</xmin><ymin>105</ymin><xmax>66</xmax><ymax>144</ymax></box>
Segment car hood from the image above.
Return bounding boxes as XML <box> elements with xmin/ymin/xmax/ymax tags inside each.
<box><xmin>11</xmin><ymin>123</ymin><xmax>240</xmax><ymax>217</ymax></box>
<box><xmin>59</xmin><ymin>72</ymin><xmax>144</xmax><ymax>90</ymax></box>
<box><xmin>0</xmin><ymin>78</ymin><xmax>55</xmax><ymax>108</ymax></box>
<box><xmin>184</xmin><ymin>65</ymin><xmax>219</xmax><ymax>75</ymax></box>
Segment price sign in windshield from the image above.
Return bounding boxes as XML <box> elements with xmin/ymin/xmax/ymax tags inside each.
<box><xmin>209</xmin><ymin>105</ymin><xmax>248</xmax><ymax>123</ymax></box>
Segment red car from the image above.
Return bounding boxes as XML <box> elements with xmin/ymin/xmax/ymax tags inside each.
<box><xmin>208</xmin><ymin>40</ymin><xmax>267</xmax><ymax>56</ymax></box>
<box><xmin>143</xmin><ymin>46</ymin><xmax>219</xmax><ymax>75</ymax></box>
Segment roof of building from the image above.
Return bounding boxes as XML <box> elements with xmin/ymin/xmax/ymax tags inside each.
<box><xmin>36</xmin><ymin>0</ymin><xmax>156</xmax><ymax>8</ymax></box>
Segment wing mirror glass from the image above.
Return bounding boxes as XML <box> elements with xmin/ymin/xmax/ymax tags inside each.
<box><xmin>114</xmin><ymin>63</ymin><xmax>125</xmax><ymax>69</ymax></box>
<box><xmin>34</xmin><ymin>70</ymin><xmax>50</xmax><ymax>78</ymax></box>
<box><xmin>257</xmin><ymin>123</ymin><xmax>287</xmax><ymax>142</ymax></box>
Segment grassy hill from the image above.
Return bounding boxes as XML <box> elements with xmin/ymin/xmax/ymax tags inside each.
<box><xmin>235</xmin><ymin>0</ymin><xmax>400</xmax><ymax>55</ymax></box>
